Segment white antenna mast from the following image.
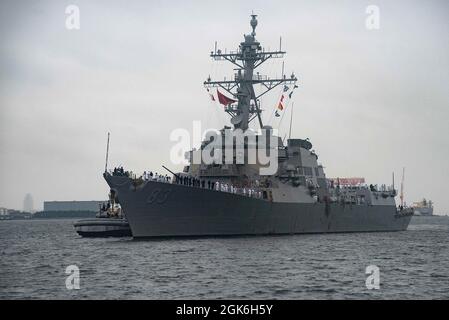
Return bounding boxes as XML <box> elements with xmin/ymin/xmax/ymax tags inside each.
<box><xmin>400</xmin><ymin>167</ymin><xmax>405</xmax><ymax>207</ymax></box>
<box><xmin>289</xmin><ymin>102</ymin><xmax>294</xmax><ymax>139</ymax></box>
<box><xmin>104</xmin><ymin>132</ymin><xmax>110</xmax><ymax>173</ymax></box>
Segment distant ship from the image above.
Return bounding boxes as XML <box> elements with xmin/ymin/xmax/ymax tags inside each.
<box><xmin>103</xmin><ymin>15</ymin><xmax>412</xmax><ymax>238</ymax></box>
<box><xmin>412</xmin><ymin>199</ymin><xmax>434</xmax><ymax>216</ymax></box>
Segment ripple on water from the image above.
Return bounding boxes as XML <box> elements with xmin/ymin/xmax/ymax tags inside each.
<box><xmin>0</xmin><ymin>217</ymin><xmax>448</xmax><ymax>299</ymax></box>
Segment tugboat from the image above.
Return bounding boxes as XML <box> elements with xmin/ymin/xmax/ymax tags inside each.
<box><xmin>74</xmin><ymin>189</ymin><xmax>132</xmax><ymax>237</ymax></box>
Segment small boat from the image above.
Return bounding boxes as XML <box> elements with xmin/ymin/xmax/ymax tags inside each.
<box><xmin>74</xmin><ymin>191</ymin><xmax>132</xmax><ymax>237</ymax></box>
<box><xmin>74</xmin><ymin>218</ymin><xmax>131</xmax><ymax>237</ymax></box>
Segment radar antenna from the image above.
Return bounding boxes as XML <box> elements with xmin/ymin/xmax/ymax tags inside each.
<box><xmin>204</xmin><ymin>14</ymin><xmax>298</xmax><ymax>131</ymax></box>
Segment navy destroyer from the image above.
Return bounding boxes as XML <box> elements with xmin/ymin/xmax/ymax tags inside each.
<box><xmin>104</xmin><ymin>15</ymin><xmax>412</xmax><ymax>238</ymax></box>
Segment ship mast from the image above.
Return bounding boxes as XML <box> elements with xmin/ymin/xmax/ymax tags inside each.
<box><xmin>400</xmin><ymin>167</ymin><xmax>405</xmax><ymax>207</ymax></box>
<box><xmin>104</xmin><ymin>132</ymin><xmax>110</xmax><ymax>173</ymax></box>
<box><xmin>204</xmin><ymin>14</ymin><xmax>298</xmax><ymax>131</ymax></box>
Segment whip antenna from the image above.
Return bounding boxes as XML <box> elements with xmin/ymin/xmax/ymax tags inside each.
<box><xmin>104</xmin><ymin>132</ymin><xmax>110</xmax><ymax>173</ymax></box>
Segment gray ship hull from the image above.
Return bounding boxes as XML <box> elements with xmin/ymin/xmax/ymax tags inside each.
<box><xmin>105</xmin><ymin>175</ymin><xmax>412</xmax><ymax>238</ymax></box>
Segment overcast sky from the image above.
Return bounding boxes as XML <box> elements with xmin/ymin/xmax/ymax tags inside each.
<box><xmin>0</xmin><ymin>0</ymin><xmax>448</xmax><ymax>214</ymax></box>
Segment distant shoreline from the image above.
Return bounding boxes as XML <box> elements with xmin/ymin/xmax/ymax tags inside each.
<box><xmin>0</xmin><ymin>210</ymin><xmax>96</xmax><ymax>221</ymax></box>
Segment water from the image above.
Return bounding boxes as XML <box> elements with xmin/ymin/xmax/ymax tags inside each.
<box><xmin>1</xmin><ymin>216</ymin><xmax>448</xmax><ymax>299</ymax></box>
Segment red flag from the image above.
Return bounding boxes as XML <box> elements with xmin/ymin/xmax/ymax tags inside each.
<box><xmin>217</xmin><ymin>89</ymin><xmax>237</xmax><ymax>106</ymax></box>
<box><xmin>277</xmin><ymin>95</ymin><xmax>285</xmax><ymax>110</ymax></box>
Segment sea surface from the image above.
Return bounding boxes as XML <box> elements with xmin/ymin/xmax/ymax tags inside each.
<box><xmin>0</xmin><ymin>216</ymin><xmax>448</xmax><ymax>299</ymax></box>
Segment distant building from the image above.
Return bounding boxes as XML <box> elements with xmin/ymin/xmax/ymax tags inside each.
<box><xmin>23</xmin><ymin>193</ymin><xmax>34</xmax><ymax>212</ymax></box>
<box><xmin>43</xmin><ymin>201</ymin><xmax>106</xmax><ymax>212</ymax></box>
<box><xmin>0</xmin><ymin>207</ymin><xmax>9</xmax><ymax>216</ymax></box>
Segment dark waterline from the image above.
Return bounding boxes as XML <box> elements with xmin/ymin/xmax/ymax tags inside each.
<box><xmin>0</xmin><ymin>216</ymin><xmax>448</xmax><ymax>299</ymax></box>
